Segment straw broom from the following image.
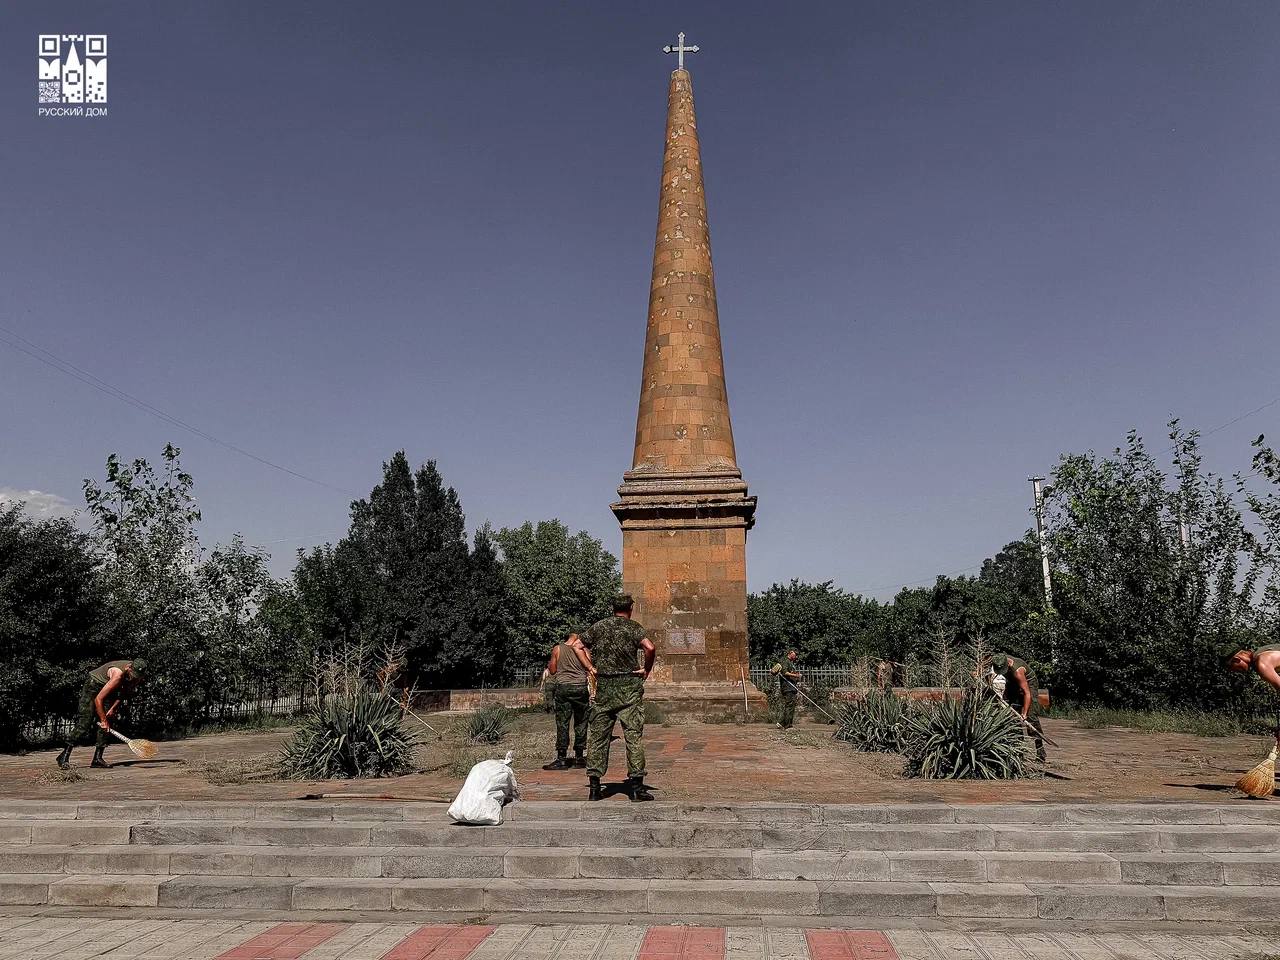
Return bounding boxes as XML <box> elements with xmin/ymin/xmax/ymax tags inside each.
<box><xmin>106</xmin><ymin>728</ymin><xmax>159</xmax><ymax>760</ymax></box>
<box><xmin>1236</xmin><ymin>744</ymin><xmax>1277</xmax><ymax>799</ymax></box>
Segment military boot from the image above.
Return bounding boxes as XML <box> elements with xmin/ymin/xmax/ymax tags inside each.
<box><xmin>55</xmin><ymin>745</ymin><xmax>72</xmax><ymax>770</ymax></box>
<box><xmin>90</xmin><ymin>745</ymin><xmax>111</xmax><ymax>769</ymax></box>
<box><xmin>571</xmin><ymin>750</ymin><xmax>586</xmax><ymax>768</ymax></box>
<box><xmin>628</xmin><ymin>775</ymin><xmax>654</xmax><ymax>802</ymax></box>
<box><xmin>542</xmin><ymin>755</ymin><xmax>572</xmax><ymax>771</ymax></box>
<box><xmin>587</xmin><ymin>776</ymin><xmax>603</xmax><ymax>801</ymax></box>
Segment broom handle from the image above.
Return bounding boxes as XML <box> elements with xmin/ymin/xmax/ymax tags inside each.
<box><xmin>107</xmin><ymin>729</ymin><xmax>133</xmax><ymax>745</ymax></box>
<box><xmin>996</xmin><ymin>698</ymin><xmax>1060</xmax><ymax>748</ymax></box>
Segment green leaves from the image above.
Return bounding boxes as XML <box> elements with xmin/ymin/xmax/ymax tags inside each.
<box><xmin>901</xmin><ymin>694</ymin><xmax>1031</xmax><ymax>780</ymax></box>
<box><xmin>466</xmin><ymin>703</ymin><xmax>514</xmax><ymax>745</ymax></box>
<box><xmin>493</xmin><ymin>520</ymin><xmax>620</xmax><ymax>674</ymax></box>
<box><xmin>835</xmin><ymin>690</ymin><xmax>910</xmax><ymax>753</ymax></box>
<box><xmin>279</xmin><ymin>687</ymin><xmax>417</xmax><ymax>780</ymax></box>
<box><xmin>1045</xmin><ymin>423</ymin><xmax>1268</xmax><ymax>711</ymax></box>
<box><xmin>295</xmin><ymin>453</ymin><xmax>519</xmax><ymax>690</ymax></box>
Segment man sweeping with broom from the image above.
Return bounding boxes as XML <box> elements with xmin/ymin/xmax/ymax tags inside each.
<box><xmin>1225</xmin><ymin>643</ymin><xmax>1280</xmax><ymax>797</ymax></box>
<box><xmin>57</xmin><ymin>659</ymin><xmax>146</xmax><ymax>770</ymax></box>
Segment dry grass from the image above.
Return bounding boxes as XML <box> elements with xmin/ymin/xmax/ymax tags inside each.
<box><xmin>418</xmin><ymin>712</ymin><xmax>555</xmax><ymax>781</ymax></box>
<box><xmin>777</xmin><ymin>729</ymin><xmax>829</xmax><ymax>749</ymax></box>
<box><xmin>195</xmin><ymin>753</ymin><xmax>281</xmax><ymax>785</ymax></box>
<box><xmin>37</xmin><ymin>767</ymin><xmax>83</xmax><ymax>785</ymax></box>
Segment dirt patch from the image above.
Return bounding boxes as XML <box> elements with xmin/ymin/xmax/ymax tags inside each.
<box><xmin>1</xmin><ymin>714</ymin><xmax>1272</xmax><ymax>804</ymax></box>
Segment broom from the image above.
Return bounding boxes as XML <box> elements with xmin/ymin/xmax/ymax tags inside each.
<box><xmin>1236</xmin><ymin>744</ymin><xmax>1277</xmax><ymax>799</ymax></box>
<box><xmin>106</xmin><ymin>728</ymin><xmax>159</xmax><ymax>760</ymax></box>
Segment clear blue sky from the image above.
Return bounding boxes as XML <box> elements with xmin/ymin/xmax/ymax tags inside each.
<box><xmin>3</xmin><ymin>2</ymin><xmax>1279</xmax><ymax>598</ymax></box>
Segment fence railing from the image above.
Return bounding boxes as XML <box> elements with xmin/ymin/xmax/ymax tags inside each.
<box><xmin>19</xmin><ymin>681</ymin><xmax>314</xmax><ymax>747</ymax></box>
<box><xmin>509</xmin><ymin>663</ymin><xmax>966</xmax><ymax>690</ymax></box>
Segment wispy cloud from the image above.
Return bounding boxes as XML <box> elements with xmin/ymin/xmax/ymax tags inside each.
<box><xmin>0</xmin><ymin>487</ymin><xmax>81</xmax><ymax>520</ymax></box>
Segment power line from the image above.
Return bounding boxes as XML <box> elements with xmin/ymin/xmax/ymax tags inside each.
<box><xmin>0</xmin><ymin>323</ymin><xmax>361</xmax><ymax>498</ymax></box>
<box><xmin>864</xmin><ymin>561</ymin><xmax>985</xmax><ymax>597</ymax></box>
<box><xmin>1200</xmin><ymin>395</ymin><xmax>1280</xmax><ymax>441</ymax></box>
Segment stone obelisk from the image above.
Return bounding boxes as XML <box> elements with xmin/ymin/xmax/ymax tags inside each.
<box><xmin>611</xmin><ymin>37</ymin><xmax>758</xmax><ymax>691</ymax></box>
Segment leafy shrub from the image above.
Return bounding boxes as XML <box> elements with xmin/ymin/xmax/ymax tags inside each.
<box><xmin>280</xmin><ymin>690</ymin><xmax>417</xmax><ymax>779</ymax></box>
<box><xmin>467</xmin><ymin>703</ymin><xmax>514</xmax><ymax>744</ymax></box>
<box><xmin>835</xmin><ymin>690</ymin><xmax>909</xmax><ymax>753</ymax></box>
<box><xmin>902</xmin><ymin>694</ymin><xmax>1030</xmax><ymax>780</ymax></box>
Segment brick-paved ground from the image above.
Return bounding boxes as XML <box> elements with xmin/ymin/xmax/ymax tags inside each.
<box><xmin>0</xmin><ymin>919</ymin><xmax>1275</xmax><ymax>960</ymax></box>
<box><xmin>0</xmin><ymin>717</ymin><xmax>1266</xmax><ymax>804</ymax></box>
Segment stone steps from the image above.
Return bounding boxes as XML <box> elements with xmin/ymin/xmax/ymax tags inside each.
<box><xmin>1</xmin><ymin>874</ymin><xmax>1276</xmax><ymax>921</ymax></box>
<box><xmin>2</xmin><ymin>844</ymin><xmax>1279</xmax><ymax>884</ymax></box>
<box><xmin>4</xmin><ymin>819</ymin><xmax>1276</xmax><ymax>853</ymax></box>
<box><xmin>1</xmin><ymin>800</ymin><xmax>1276</xmax><ymax>923</ymax></box>
<box><xmin>6</xmin><ymin>799</ymin><xmax>1280</xmax><ymax>825</ymax></box>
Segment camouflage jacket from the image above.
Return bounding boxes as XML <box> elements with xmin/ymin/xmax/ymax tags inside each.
<box><xmin>580</xmin><ymin>616</ymin><xmax>647</xmax><ymax>675</ymax></box>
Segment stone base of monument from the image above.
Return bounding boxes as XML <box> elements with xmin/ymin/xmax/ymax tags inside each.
<box><xmin>644</xmin><ymin>681</ymin><xmax>769</xmax><ymax>719</ymax></box>
<box><xmin>422</xmin><ymin>683</ymin><xmax>769</xmax><ymax>717</ymax></box>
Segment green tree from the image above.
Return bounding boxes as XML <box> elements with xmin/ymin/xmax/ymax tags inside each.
<box><xmin>0</xmin><ymin>503</ymin><xmax>116</xmax><ymax>748</ymax></box>
<box><xmin>198</xmin><ymin>535</ymin><xmax>287</xmax><ymax>715</ymax></box>
<box><xmin>494</xmin><ymin>520</ymin><xmax>620</xmax><ymax>672</ymax></box>
<box><xmin>748</xmin><ymin>580</ymin><xmax>886</xmax><ymax>668</ymax></box>
<box><xmin>82</xmin><ymin>444</ymin><xmax>211</xmax><ymax>734</ymax></box>
<box><xmin>1043</xmin><ymin>426</ymin><xmax>1258</xmax><ymax>708</ymax></box>
<box><xmin>294</xmin><ymin>452</ymin><xmax>511</xmax><ymax>689</ymax></box>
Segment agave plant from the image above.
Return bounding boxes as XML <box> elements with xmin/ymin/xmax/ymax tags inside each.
<box><xmin>467</xmin><ymin>702</ymin><xmax>514</xmax><ymax>745</ymax></box>
<box><xmin>280</xmin><ymin>689</ymin><xmax>417</xmax><ymax>780</ymax></box>
<box><xmin>835</xmin><ymin>690</ymin><xmax>909</xmax><ymax>753</ymax></box>
<box><xmin>901</xmin><ymin>693</ymin><xmax>1030</xmax><ymax>780</ymax></box>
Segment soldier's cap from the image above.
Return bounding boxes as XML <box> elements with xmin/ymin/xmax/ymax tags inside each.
<box><xmin>127</xmin><ymin>658</ymin><xmax>148</xmax><ymax>678</ymax></box>
<box><xmin>987</xmin><ymin>652</ymin><xmax>1009</xmax><ymax>669</ymax></box>
<box><xmin>1221</xmin><ymin>643</ymin><xmax>1249</xmax><ymax>664</ymax></box>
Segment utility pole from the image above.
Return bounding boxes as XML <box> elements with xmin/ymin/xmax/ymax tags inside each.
<box><xmin>1028</xmin><ymin>476</ymin><xmax>1057</xmax><ymax>666</ymax></box>
<box><xmin>1028</xmin><ymin>477</ymin><xmax>1053</xmax><ymax>610</ymax></box>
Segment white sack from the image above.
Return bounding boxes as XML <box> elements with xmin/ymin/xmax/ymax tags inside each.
<box><xmin>447</xmin><ymin>750</ymin><xmax>518</xmax><ymax>825</ymax></box>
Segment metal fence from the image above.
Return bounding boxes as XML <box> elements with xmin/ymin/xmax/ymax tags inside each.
<box><xmin>19</xmin><ymin>680</ymin><xmax>314</xmax><ymax>747</ymax></box>
<box><xmin>508</xmin><ymin>664</ymin><xmax>934</xmax><ymax>689</ymax></box>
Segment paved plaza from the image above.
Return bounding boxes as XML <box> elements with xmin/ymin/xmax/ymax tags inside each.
<box><xmin>0</xmin><ymin>918</ymin><xmax>1275</xmax><ymax>960</ymax></box>
<box><xmin>1</xmin><ymin>719</ymin><xmax>1266</xmax><ymax>806</ymax></box>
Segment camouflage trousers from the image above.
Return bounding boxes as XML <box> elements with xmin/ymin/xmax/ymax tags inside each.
<box><xmin>66</xmin><ymin>681</ymin><xmax>108</xmax><ymax>749</ymax></box>
<box><xmin>585</xmin><ymin>675</ymin><xmax>645</xmax><ymax>779</ymax></box>
<box><xmin>553</xmin><ymin>682</ymin><xmax>590</xmax><ymax>757</ymax></box>
<box><xmin>777</xmin><ymin>693</ymin><xmax>797</xmax><ymax>729</ymax></box>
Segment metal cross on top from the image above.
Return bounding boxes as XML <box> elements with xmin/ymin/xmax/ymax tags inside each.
<box><xmin>662</xmin><ymin>32</ymin><xmax>699</xmax><ymax>70</ymax></box>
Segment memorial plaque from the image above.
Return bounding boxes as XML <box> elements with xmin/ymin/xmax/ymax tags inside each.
<box><xmin>665</xmin><ymin>628</ymin><xmax>706</xmax><ymax>655</ymax></box>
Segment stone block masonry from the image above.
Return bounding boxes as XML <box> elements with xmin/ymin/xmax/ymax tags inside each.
<box><xmin>612</xmin><ymin>67</ymin><xmax>756</xmax><ymax>686</ymax></box>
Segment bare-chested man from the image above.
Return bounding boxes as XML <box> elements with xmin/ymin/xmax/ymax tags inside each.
<box><xmin>1225</xmin><ymin>643</ymin><xmax>1280</xmax><ymax>749</ymax></box>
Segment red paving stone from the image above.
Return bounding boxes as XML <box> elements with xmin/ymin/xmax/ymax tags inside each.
<box><xmin>804</xmin><ymin>930</ymin><xmax>899</xmax><ymax>960</ymax></box>
<box><xmin>638</xmin><ymin>926</ymin><xmax>726</xmax><ymax>960</ymax></box>
<box><xmin>381</xmin><ymin>925</ymin><xmax>496</xmax><ymax>960</ymax></box>
<box><xmin>216</xmin><ymin>923</ymin><xmax>344</xmax><ymax>960</ymax></box>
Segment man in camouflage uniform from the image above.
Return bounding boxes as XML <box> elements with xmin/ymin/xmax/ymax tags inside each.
<box><xmin>771</xmin><ymin>650</ymin><xmax>802</xmax><ymax>729</ymax></box>
<box><xmin>56</xmin><ymin>659</ymin><xmax>146</xmax><ymax>770</ymax></box>
<box><xmin>579</xmin><ymin>595</ymin><xmax>657</xmax><ymax>802</ymax></box>
<box><xmin>988</xmin><ymin>651</ymin><xmax>1046</xmax><ymax>762</ymax></box>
